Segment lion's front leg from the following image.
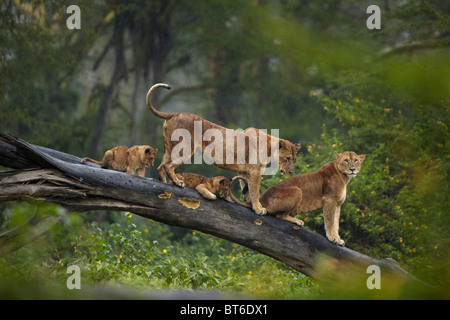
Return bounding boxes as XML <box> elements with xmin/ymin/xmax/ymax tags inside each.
<box><xmin>333</xmin><ymin>205</ymin><xmax>344</xmax><ymax>245</ymax></box>
<box><xmin>136</xmin><ymin>167</ymin><xmax>146</xmax><ymax>177</ymax></box>
<box><xmin>247</xmin><ymin>174</ymin><xmax>266</xmax><ymax>215</ymax></box>
<box><xmin>195</xmin><ymin>184</ymin><xmax>217</xmax><ymax>200</ymax></box>
<box><xmin>323</xmin><ymin>200</ymin><xmax>345</xmax><ymax>246</ymax></box>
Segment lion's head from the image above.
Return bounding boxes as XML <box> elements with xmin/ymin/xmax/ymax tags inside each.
<box><xmin>279</xmin><ymin>141</ymin><xmax>301</xmax><ymax>175</ymax></box>
<box><xmin>215</xmin><ymin>177</ymin><xmax>234</xmax><ymax>202</ymax></box>
<box><xmin>141</xmin><ymin>146</ymin><xmax>158</xmax><ymax>167</ymax></box>
<box><xmin>334</xmin><ymin>151</ymin><xmax>366</xmax><ymax>178</ymax></box>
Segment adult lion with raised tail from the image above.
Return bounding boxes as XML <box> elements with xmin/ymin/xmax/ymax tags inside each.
<box><xmin>146</xmin><ymin>83</ymin><xmax>300</xmax><ymax>215</ymax></box>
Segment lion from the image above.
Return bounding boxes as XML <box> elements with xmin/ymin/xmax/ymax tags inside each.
<box><xmin>81</xmin><ymin>145</ymin><xmax>158</xmax><ymax>177</ymax></box>
<box><xmin>170</xmin><ymin>172</ymin><xmax>244</xmax><ymax>202</ymax></box>
<box><xmin>146</xmin><ymin>83</ymin><xmax>300</xmax><ymax>215</ymax></box>
<box><xmin>237</xmin><ymin>151</ymin><xmax>366</xmax><ymax>246</ymax></box>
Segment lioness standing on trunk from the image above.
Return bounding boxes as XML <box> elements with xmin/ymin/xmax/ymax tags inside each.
<box><xmin>258</xmin><ymin>151</ymin><xmax>366</xmax><ymax>246</ymax></box>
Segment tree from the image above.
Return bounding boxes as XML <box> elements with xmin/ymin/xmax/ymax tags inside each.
<box><xmin>87</xmin><ymin>0</ymin><xmax>182</xmax><ymax>156</ymax></box>
<box><xmin>0</xmin><ymin>0</ymin><xmax>96</xmax><ymax>150</ymax></box>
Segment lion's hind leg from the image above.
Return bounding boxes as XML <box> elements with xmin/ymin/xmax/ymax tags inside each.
<box><xmin>275</xmin><ymin>214</ymin><xmax>304</xmax><ymax>226</ymax></box>
<box><xmin>245</xmin><ymin>173</ymin><xmax>267</xmax><ymax>215</ymax></box>
<box><xmin>262</xmin><ymin>186</ymin><xmax>303</xmax><ymax>225</ymax></box>
<box><xmin>157</xmin><ymin>148</ymin><xmax>170</xmax><ymax>182</ymax></box>
<box><xmin>162</xmin><ymin>160</ymin><xmax>185</xmax><ymax>187</ymax></box>
<box><xmin>158</xmin><ymin>148</ymin><xmax>186</xmax><ymax>186</ymax></box>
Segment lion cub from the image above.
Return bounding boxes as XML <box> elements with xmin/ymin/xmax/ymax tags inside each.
<box><xmin>81</xmin><ymin>145</ymin><xmax>158</xmax><ymax>177</ymax></box>
<box><xmin>243</xmin><ymin>151</ymin><xmax>365</xmax><ymax>246</ymax></box>
<box><xmin>171</xmin><ymin>172</ymin><xmax>237</xmax><ymax>202</ymax></box>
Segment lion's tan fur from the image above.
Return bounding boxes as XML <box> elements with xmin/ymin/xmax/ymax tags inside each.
<box><xmin>171</xmin><ymin>172</ymin><xmax>235</xmax><ymax>201</ymax></box>
<box><xmin>258</xmin><ymin>151</ymin><xmax>366</xmax><ymax>246</ymax></box>
<box><xmin>81</xmin><ymin>145</ymin><xmax>158</xmax><ymax>177</ymax></box>
<box><xmin>146</xmin><ymin>83</ymin><xmax>300</xmax><ymax>215</ymax></box>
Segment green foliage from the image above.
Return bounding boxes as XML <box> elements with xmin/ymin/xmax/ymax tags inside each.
<box><xmin>257</xmin><ymin>60</ymin><xmax>449</xmax><ymax>288</ymax></box>
<box><xmin>2</xmin><ymin>202</ymin><xmax>446</xmax><ymax>299</ymax></box>
<box><xmin>321</xmin><ymin>88</ymin><xmax>448</xmax><ymax>272</ymax></box>
<box><xmin>0</xmin><ymin>0</ymin><xmax>102</xmax><ymax>154</ymax></box>
<box><xmin>68</xmin><ymin>212</ymin><xmax>316</xmax><ymax>295</ymax></box>
<box><xmin>263</xmin><ymin>89</ymin><xmax>448</xmax><ymax>288</ymax></box>
<box><xmin>0</xmin><ymin>206</ymin><xmax>318</xmax><ymax>299</ymax></box>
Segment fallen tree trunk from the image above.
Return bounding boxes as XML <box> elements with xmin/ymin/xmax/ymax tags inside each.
<box><xmin>0</xmin><ymin>133</ymin><xmax>428</xmax><ymax>287</ymax></box>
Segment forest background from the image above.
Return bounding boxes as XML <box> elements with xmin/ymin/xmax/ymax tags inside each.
<box><xmin>0</xmin><ymin>0</ymin><xmax>449</xmax><ymax>299</ymax></box>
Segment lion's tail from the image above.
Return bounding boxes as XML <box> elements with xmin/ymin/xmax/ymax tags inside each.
<box><xmin>81</xmin><ymin>157</ymin><xmax>102</xmax><ymax>166</ymax></box>
<box><xmin>146</xmin><ymin>83</ymin><xmax>172</xmax><ymax>119</ymax></box>
<box><xmin>230</xmin><ymin>176</ymin><xmax>252</xmax><ymax>208</ymax></box>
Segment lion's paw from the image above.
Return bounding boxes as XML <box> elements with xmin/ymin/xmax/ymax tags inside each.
<box><xmin>255</xmin><ymin>207</ymin><xmax>267</xmax><ymax>216</ymax></box>
<box><xmin>175</xmin><ymin>180</ymin><xmax>185</xmax><ymax>188</ymax></box>
<box><xmin>328</xmin><ymin>236</ymin><xmax>345</xmax><ymax>246</ymax></box>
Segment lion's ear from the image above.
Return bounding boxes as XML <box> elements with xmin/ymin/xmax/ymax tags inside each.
<box><xmin>219</xmin><ymin>178</ymin><xmax>227</xmax><ymax>185</ymax></box>
<box><xmin>334</xmin><ymin>151</ymin><xmax>342</xmax><ymax>159</ymax></box>
<box><xmin>279</xmin><ymin>141</ymin><xmax>284</xmax><ymax>149</ymax></box>
<box><xmin>295</xmin><ymin>143</ymin><xmax>301</xmax><ymax>152</ymax></box>
<box><xmin>145</xmin><ymin>148</ymin><xmax>151</xmax><ymax>154</ymax></box>
<box><xmin>359</xmin><ymin>154</ymin><xmax>366</xmax><ymax>162</ymax></box>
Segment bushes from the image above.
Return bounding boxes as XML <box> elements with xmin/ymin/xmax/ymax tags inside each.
<box><xmin>259</xmin><ymin>85</ymin><xmax>448</xmax><ymax>288</ymax></box>
<box><xmin>276</xmin><ymin>89</ymin><xmax>448</xmax><ymax>286</ymax></box>
<box><xmin>67</xmin><ymin>212</ymin><xmax>316</xmax><ymax>296</ymax></box>
<box><xmin>0</xmin><ymin>206</ymin><xmax>318</xmax><ymax>298</ymax></box>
